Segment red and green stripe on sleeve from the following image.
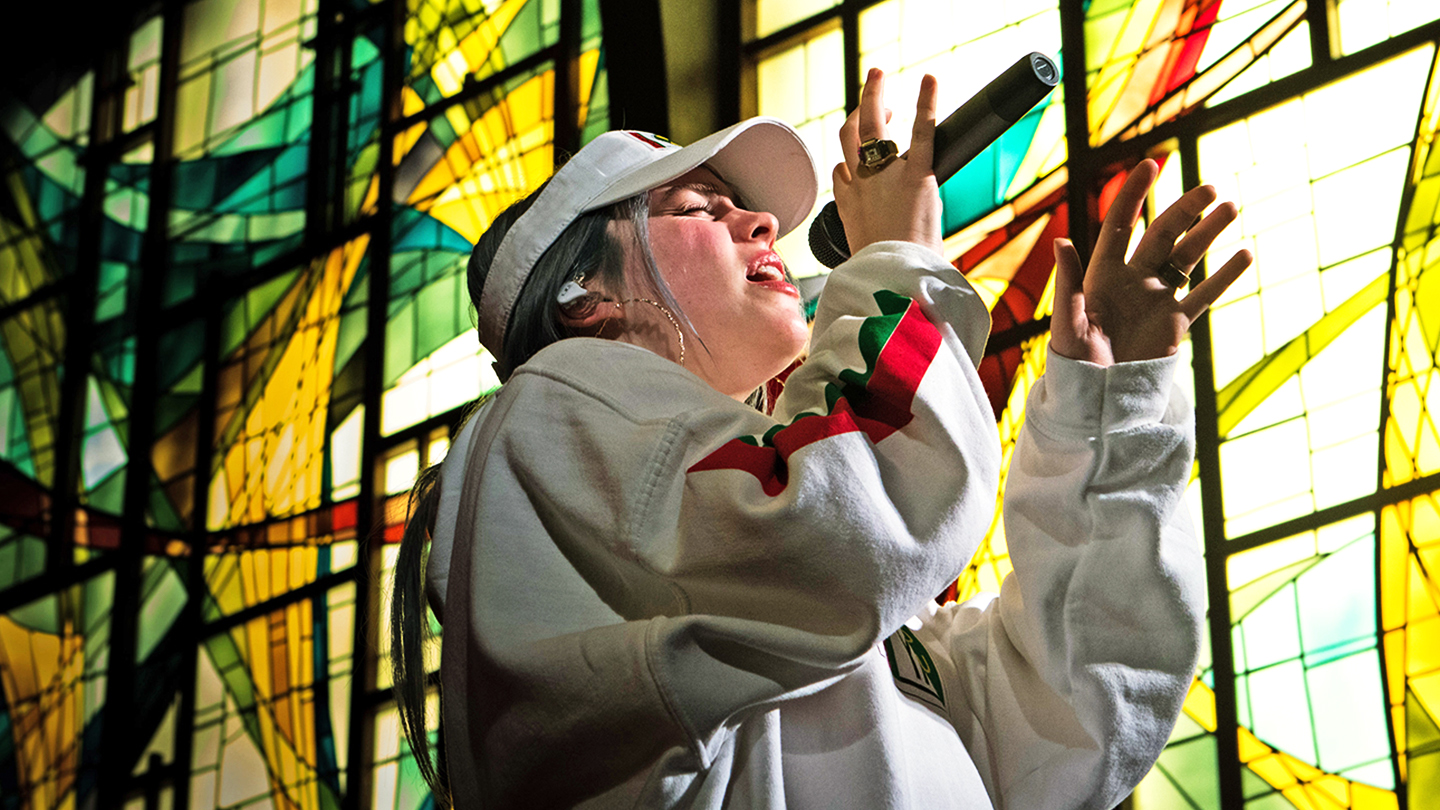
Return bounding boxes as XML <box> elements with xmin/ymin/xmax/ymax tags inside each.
<box><xmin>687</xmin><ymin>291</ymin><xmax>942</xmax><ymax>495</ymax></box>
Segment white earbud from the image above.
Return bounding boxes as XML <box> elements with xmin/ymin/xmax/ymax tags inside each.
<box><xmin>557</xmin><ymin>280</ymin><xmax>588</xmax><ymax>305</ymax></box>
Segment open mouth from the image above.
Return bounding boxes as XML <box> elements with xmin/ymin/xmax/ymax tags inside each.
<box><xmin>747</xmin><ymin>252</ymin><xmax>799</xmax><ymax>296</ymax></box>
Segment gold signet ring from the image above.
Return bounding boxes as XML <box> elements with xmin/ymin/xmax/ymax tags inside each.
<box><xmin>858</xmin><ymin>138</ymin><xmax>900</xmax><ymax>169</ymax></box>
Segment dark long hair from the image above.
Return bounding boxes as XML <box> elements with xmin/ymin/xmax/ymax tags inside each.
<box><xmin>387</xmin><ymin>183</ymin><xmax>684</xmax><ymax>806</ymax></box>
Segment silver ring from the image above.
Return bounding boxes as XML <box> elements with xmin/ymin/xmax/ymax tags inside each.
<box><xmin>1155</xmin><ymin>260</ymin><xmax>1190</xmax><ymax>288</ymax></box>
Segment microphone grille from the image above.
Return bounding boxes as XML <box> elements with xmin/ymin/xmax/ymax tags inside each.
<box><xmin>807</xmin><ymin>201</ymin><xmax>851</xmax><ymax>269</ymax></box>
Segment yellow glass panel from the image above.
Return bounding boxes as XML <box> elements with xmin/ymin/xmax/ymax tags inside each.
<box><xmin>1386</xmin><ymin>52</ymin><xmax>1440</xmax><ymax>486</ymax></box>
<box><xmin>1335</xmin><ymin>0</ymin><xmax>1440</xmax><ymax>56</ymax></box>
<box><xmin>754</xmin><ymin>0</ymin><xmax>840</xmax><ymax>39</ymax></box>
<box><xmin>1200</xmin><ymin>46</ymin><xmax>1435</xmax><ymax>538</ymax></box>
<box><xmin>207</xmin><ymin>237</ymin><xmax>368</xmax><ymax>531</ymax></box>
<box><xmin>0</xmin><ymin>575</ymin><xmax>113</xmax><ymax>809</ymax></box>
<box><xmin>1379</xmin><ymin>491</ymin><xmax>1440</xmax><ymax>794</ymax></box>
<box><xmin>190</xmin><ymin>582</ymin><xmax>354</xmax><ymax>809</ymax></box>
<box><xmin>406</xmin><ymin>70</ymin><xmax>556</xmax><ymax>243</ymax></box>
<box><xmin>410</xmin><ymin>0</ymin><xmax>533</xmax><ymax>98</ymax></box>
<box><xmin>1206</xmin><ymin>18</ymin><xmax>1312</xmax><ymax>108</ymax></box>
<box><xmin>384</xmin><ymin>447</ymin><xmax>421</xmax><ymax>497</ymax></box>
<box><xmin>1088</xmin><ymin>0</ymin><xmax>1309</xmax><ymax>142</ymax></box>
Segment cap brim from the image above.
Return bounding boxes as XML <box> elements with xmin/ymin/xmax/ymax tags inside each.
<box><xmin>589</xmin><ymin>118</ymin><xmax>818</xmax><ymax>237</ymax></box>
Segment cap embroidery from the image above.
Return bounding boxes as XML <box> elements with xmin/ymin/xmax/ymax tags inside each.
<box><xmin>625</xmin><ymin>131</ymin><xmax>674</xmax><ymax>149</ymax></box>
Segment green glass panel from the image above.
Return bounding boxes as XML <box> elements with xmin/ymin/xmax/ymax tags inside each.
<box><xmin>1296</xmin><ymin>539</ymin><xmax>1375</xmax><ymax>660</ymax></box>
<box><xmin>1246</xmin><ymin>659</ymin><xmax>1318</xmax><ymax>764</ymax></box>
<box><xmin>1241</xmin><ymin>765</ymin><xmax>1273</xmax><ymax>799</ymax></box>
<box><xmin>0</xmin><ymin>304</ymin><xmax>63</xmax><ymax>487</ymax></box>
<box><xmin>1307</xmin><ymin>651</ymin><xmax>1392</xmax><ymax>780</ymax></box>
<box><xmin>1240</xmin><ymin>583</ymin><xmax>1303</xmax><ymax>671</ymax></box>
<box><xmin>136</xmin><ymin>557</ymin><xmax>187</xmax><ymax>663</ymax></box>
<box><xmin>1154</xmin><ymin>735</ymin><xmax>1221</xmax><ymax>809</ymax></box>
<box><xmin>0</xmin><ymin>527</ymin><xmax>46</xmax><ymax>590</ymax></box>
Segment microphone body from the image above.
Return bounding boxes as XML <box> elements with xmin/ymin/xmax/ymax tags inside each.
<box><xmin>809</xmin><ymin>52</ymin><xmax>1059</xmax><ymax>268</ymax></box>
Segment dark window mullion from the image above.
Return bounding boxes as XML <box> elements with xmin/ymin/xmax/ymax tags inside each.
<box><xmin>99</xmin><ymin>0</ymin><xmax>184</xmax><ymax>804</ymax></box>
<box><xmin>1181</xmin><ymin>130</ymin><xmax>1246</xmax><ymax>810</ymax></box>
<box><xmin>50</xmin><ymin>0</ymin><xmax>128</xmax><ymax>583</ymax></box>
<box><xmin>348</xmin><ymin>0</ymin><xmax>408</xmax><ymax>806</ymax></box>
<box><xmin>556</xmin><ymin>0</ymin><xmax>583</xmax><ymax>155</ymax></box>
<box><xmin>842</xmin><ymin>0</ymin><xmax>860</xmax><ymax>114</ymax></box>
<box><xmin>1058</xmin><ymin>0</ymin><xmax>1093</xmax><ymax>265</ymax></box>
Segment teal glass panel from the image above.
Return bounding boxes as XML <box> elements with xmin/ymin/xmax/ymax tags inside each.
<box><xmin>1228</xmin><ymin>515</ymin><xmax>1396</xmax><ymax>798</ymax></box>
<box><xmin>164</xmin><ymin>0</ymin><xmax>320</xmax><ymax>303</ymax></box>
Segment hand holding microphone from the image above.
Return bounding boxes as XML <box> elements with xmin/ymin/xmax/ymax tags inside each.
<box><xmin>815</xmin><ymin>53</ymin><xmax>1059</xmax><ymax>267</ymax></box>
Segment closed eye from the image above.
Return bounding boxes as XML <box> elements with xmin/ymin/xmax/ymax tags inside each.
<box><xmin>653</xmin><ymin>182</ymin><xmax>734</xmax><ymax>218</ymax></box>
<box><xmin>676</xmin><ymin>202</ymin><xmax>714</xmax><ymax>216</ymax></box>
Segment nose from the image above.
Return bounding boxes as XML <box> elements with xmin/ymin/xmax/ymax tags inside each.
<box><xmin>733</xmin><ymin>207</ymin><xmax>779</xmax><ymax>246</ymax></box>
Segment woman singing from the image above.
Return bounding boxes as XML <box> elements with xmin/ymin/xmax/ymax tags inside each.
<box><xmin>390</xmin><ymin>68</ymin><xmax>1253</xmax><ymax>808</ymax></box>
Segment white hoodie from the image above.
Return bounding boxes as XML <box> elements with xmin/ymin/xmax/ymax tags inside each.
<box><xmin>426</xmin><ymin>241</ymin><xmax>1204</xmax><ymax>808</ymax></box>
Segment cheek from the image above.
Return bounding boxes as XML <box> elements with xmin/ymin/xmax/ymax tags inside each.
<box><xmin>647</xmin><ymin>226</ymin><xmax>734</xmax><ymax>304</ymax></box>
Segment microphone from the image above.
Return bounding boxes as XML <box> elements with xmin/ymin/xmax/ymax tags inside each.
<box><xmin>808</xmin><ymin>52</ymin><xmax>1060</xmax><ymax>268</ymax></box>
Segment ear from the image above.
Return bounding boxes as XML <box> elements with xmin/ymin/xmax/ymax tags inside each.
<box><xmin>556</xmin><ymin>284</ymin><xmax>621</xmax><ymax>332</ymax></box>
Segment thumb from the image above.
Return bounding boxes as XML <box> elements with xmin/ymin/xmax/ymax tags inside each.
<box><xmin>1052</xmin><ymin>238</ymin><xmax>1085</xmax><ymax>328</ymax></box>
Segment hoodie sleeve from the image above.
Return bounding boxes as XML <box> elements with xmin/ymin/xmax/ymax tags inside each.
<box><xmin>906</xmin><ymin>348</ymin><xmax>1206</xmax><ymax>810</ymax></box>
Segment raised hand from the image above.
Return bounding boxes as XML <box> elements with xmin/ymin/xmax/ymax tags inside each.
<box><xmin>1051</xmin><ymin>159</ymin><xmax>1254</xmax><ymax>366</ymax></box>
<box><xmin>832</xmin><ymin>68</ymin><xmax>944</xmax><ymax>255</ymax></box>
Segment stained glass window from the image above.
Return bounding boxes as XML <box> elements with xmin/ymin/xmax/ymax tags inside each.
<box><xmin>6</xmin><ymin>0</ymin><xmax>1440</xmax><ymax>806</ymax></box>
<box><xmin>743</xmin><ymin>2</ymin><xmax>1439</xmax><ymax>808</ymax></box>
<box><xmin>0</xmin><ymin>0</ymin><xmax>609</xmax><ymax>805</ymax></box>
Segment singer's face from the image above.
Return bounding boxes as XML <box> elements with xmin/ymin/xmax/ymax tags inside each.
<box><xmin>631</xmin><ymin>167</ymin><xmax>808</xmax><ymax>399</ymax></box>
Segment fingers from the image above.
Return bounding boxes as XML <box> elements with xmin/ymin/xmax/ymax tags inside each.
<box><xmin>840</xmin><ymin>68</ymin><xmax>887</xmax><ymax>177</ymax></box>
<box><xmin>1132</xmin><ymin>183</ymin><xmax>1219</xmax><ymax>270</ymax></box>
<box><xmin>1180</xmin><ymin>248</ymin><xmax>1254</xmax><ymax>321</ymax></box>
<box><xmin>1170</xmin><ymin>201</ymin><xmax>1237</xmax><ymax>267</ymax></box>
<box><xmin>908</xmin><ymin>74</ymin><xmax>938</xmax><ymax>169</ymax></box>
<box><xmin>1091</xmin><ymin>160</ymin><xmax>1159</xmax><ymax>268</ymax></box>
<box><xmin>857</xmin><ymin>67</ymin><xmax>887</xmax><ymax>145</ymax></box>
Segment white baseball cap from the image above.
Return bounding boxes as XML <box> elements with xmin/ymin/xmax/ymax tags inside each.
<box><xmin>477</xmin><ymin>117</ymin><xmax>819</xmax><ymax>357</ymax></box>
